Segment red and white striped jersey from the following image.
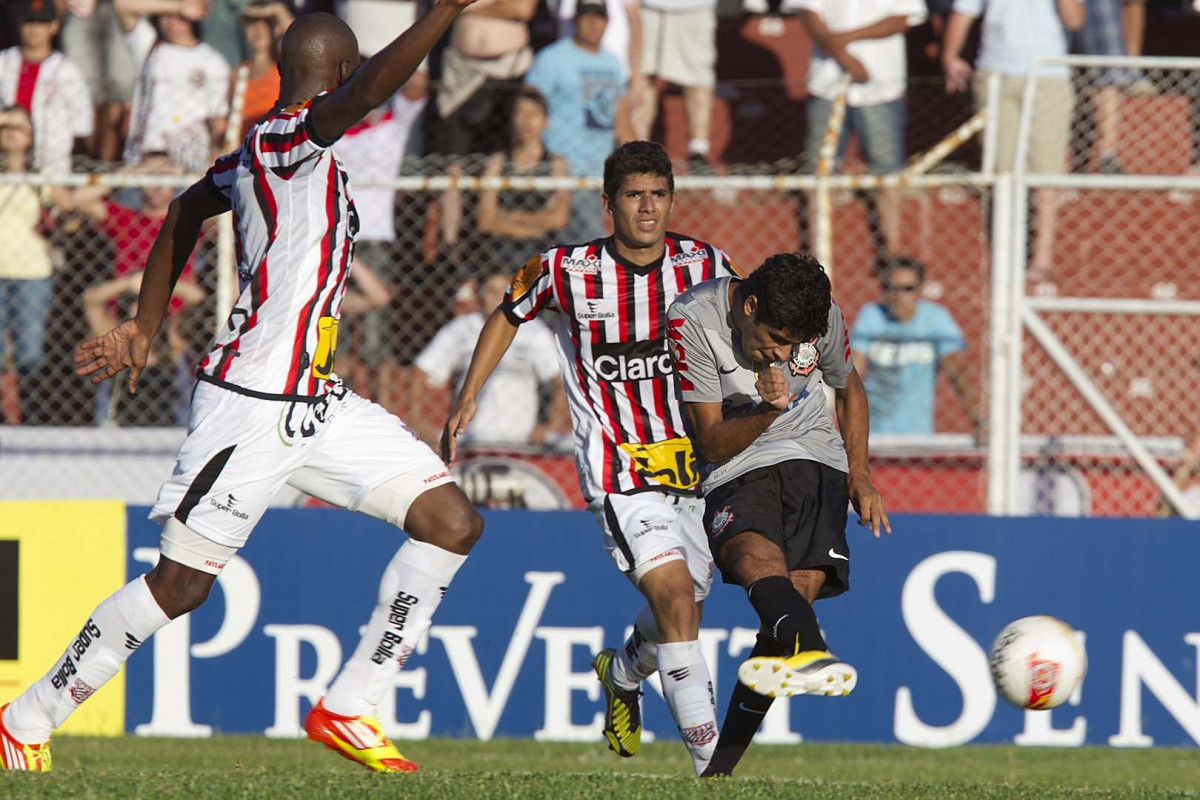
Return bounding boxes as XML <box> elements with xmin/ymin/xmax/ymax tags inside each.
<box><xmin>503</xmin><ymin>234</ymin><xmax>739</xmax><ymax>501</ymax></box>
<box><xmin>197</xmin><ymin>96</ymin><xmax>358</xmax><ymax>401</ymax></box>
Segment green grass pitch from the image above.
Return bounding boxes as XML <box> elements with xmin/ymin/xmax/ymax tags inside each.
<box><xmin>3</xmin><ymin>737</ymin><xmax>1198</xmax><ymax>799</ymax></box>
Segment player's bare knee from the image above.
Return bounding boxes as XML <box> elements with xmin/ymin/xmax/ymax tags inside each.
<box><xmin>145</xmin><ymin>561</ymin><xmax>216</xmax><ymax>619</ymax></box>
<box><xmin>641</xmin><ymin>567</ymin><xmax>700</xmax><ymax>639</ymax></box>
<box><xmin>440</xmin><ymin>504</ymin><xmax>483</xmax><ymax>554</ymax></box>
<box><xmin>407</xmin><ymin>489</ymin><xmax>483</xmax><ymax>555</ymax></box>
<box><xmin>649</xmin><ymin>591</ymin><xmax>699</xmax><ymax>640</ymax></box>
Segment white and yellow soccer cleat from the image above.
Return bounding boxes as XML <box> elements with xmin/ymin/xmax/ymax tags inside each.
<box><xmin>591</xmin><ymin>648</ymin><xmax>642</xmax><ymax>757</ymax></box>
<box><xmin>0</xmin><ymin>704</ymin><xmax>51</xmax><ymax>772</ymax></box>
<box><xmin>737</xmin><ymin>650</ymin><xmax>858</xmax><ymax>698</ymax></box>
<box><xmin>304</xmin><ymin>700</ymin><xmax>418</xmax><ymax>773</ymax></box>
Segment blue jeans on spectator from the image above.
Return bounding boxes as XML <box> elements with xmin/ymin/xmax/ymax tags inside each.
<box><xmin>0</xmin><ymin>277</ymin><xmax>53</xmax><ymax>375</ymax></box>
<box><xmin>804</xmin><ymin>95</ymin><xmax>906</xmax><ymax>173</ymax></box>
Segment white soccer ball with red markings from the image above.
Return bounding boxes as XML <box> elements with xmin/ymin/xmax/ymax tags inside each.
<box><xmin>989</xmin><ymin>615</ymin><xmax>1087</xmax><ymax>710</ymax></box>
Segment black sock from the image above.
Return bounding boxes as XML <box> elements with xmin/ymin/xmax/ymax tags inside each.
<box><xmin>746</xmin><ymin>575</ymin><xmax>827</xmax><ymax>653</ymax></box>
<box><xmin>701</xmin><ymin>633</ymin><xmax>790</xmax><ymax>778</ymax></box>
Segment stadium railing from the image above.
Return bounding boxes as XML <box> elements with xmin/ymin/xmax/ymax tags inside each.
<box><xmin>0</xmin><ymin>66</ymin><xmax>1196</xmax><ymax>519</ymax></box>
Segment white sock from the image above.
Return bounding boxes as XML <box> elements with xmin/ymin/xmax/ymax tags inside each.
<box><xmin>323</xmin><ymin>539</ymin><xmax>466</xmax><ymax>717</ymax></box>
<box><xmin>612</xmin><ymin>604</ymin><xmax>659</xmax><ymax>690</ymax></box>
<box><xmin>4</xmin><ymin>576</ymin><xmax>169</xmax><ymax>743</ymax></box>
<box><xmin>688</xmin><ymin>138</ymin><xmax>711</xmax><ymax>157</ymax></box>
<box><xmin>657</xmin><ymin>640</ymin><xmax>718</xmax><ymax>776</ymax></box>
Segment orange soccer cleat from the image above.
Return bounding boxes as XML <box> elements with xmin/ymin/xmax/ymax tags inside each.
<box><xmin>304</xmin><ymin>700</ymin><xmax>418</xmax><ymax>774</ymax></box>
<box><xmin>0</xmin><ymin>704</ymin><xmax>51</xmax><ymax>772</ymax></box>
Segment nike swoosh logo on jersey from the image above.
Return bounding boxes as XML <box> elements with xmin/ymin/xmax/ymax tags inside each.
<box><xmin>828</xmin><ymin>548</ymin><xmax>849</xmax><ymax>561</ymax></box>
<box><xmin>719</xmin><ymin>365</ymin><xmax>738</xmax><ymax>374</ymax></box>
<box><xmin>737</xmin><ymin>703</ymin><xmax>768</xmax><ymax>715</ymax></box>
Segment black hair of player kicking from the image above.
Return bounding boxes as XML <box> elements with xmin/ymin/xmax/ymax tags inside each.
<box><xmin>741</xmin><ymin>252</ymin><xmax>832</xmax><ymax>343</ymax></box>
<box><xmin>603</xmin><ymin>141</ymin><xmax>675</xmax><ymax>201</ymax></box>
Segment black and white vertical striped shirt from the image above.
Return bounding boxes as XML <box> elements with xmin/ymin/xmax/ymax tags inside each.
<box><xmin>198</xmin><ymin>96</ymin><xmax>358</xmax><ymax>401</ymax></box>
<box><xmin>504</xmin><ymin>234</ymin><xmax>739</xmax><ymax>501</ymax></box>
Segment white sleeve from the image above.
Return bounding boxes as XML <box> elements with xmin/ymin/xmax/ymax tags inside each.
<box><xmin>204</xmin><ymin>148</ymin><xmax>241</xmax><ymax>200</ymax></box>
<box><xmin>0</xmin><ymin>51</ymin><xmax>18</xmax><ymax>105</ymax></box>
<box><xmin>529</xmin><ymin>321</ymin><xmax>561</xmax><ymax>382</ymax></box>
<box><xmin>953</xmin><ymin>0</ymin><xmax>984</xmax><ymax>17</ymax></box>
<box><xmin>62</xmin><ymin>59</ymin><xmax>95</xmax><ymax>137</ymax></box>
<box><xmin>892</xmin><ymin>0</ymin><xmax>929</xmax><ymax>25</ymax></box>
<box><xmin>668</xmin><ymin>304</ymin><xmax>723</xmax><ymax>403</ymax></box>
<box><xmin>414</xmin><ymin>321</ymin><xmax>464</xmax><ymax>386</ymax></box>
<box><xmin>256</xmin><ymin>99</ymin><xmax>337</xmax><ymax>176</ymax></box>
<box><xmin>124</xmin><ymin>18</ymin><xmax>157</xmax><ymax>69</ymax></box>
<box><xmin>205</xmin><ymin>51</ymin><xmax>231</xmax><ymax>119</ymax></box>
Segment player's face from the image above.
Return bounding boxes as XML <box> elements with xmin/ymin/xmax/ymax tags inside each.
<box><xmin>511</xmin><ymin>97</ymin><xmax>547</xmax><ymax>146</ymax></box>
<box><xmin>575</xmin><ymin>13</ymin><xmax>607</xmax><ymax>49</ymax></box>
<box><xmin>881</xmin><ymin>266</ymin><xmax>921</xmax><ymax>320</ymax></box>
<box><xmin>738</xmin><ymin>295</ymin><xmax>803</xmax><ymax>364</ymax></box>
<box><xmin>604</xmin><ymin>173</ymin><xmax>673</xmax><ymax>251</ymax></box>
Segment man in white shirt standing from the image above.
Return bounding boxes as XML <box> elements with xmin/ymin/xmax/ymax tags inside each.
<box><xmin>410</xmin><ymin>272</ymin><xmax>564</xmax><ymax>447</ymax></box>
<box><xmin>114</xmin><ymin>0</ymin><xmax>231</xmax><ymax>170</ymax></box>
<box><xmin>0</xmin><ymin>0</ymin><xmax>94</xmax><ymax>175</ymax></box>
<box><xmin>797</xmin><ymin>0</ymin><xmax>925</xmax><ymax>256</ymax></box>
<box><xmin>942</xmin><ymin>0</ymin><xmax>1085</xmax><ymax>285</ymax></box>
<box><xmin>632</xmin><ymin>0</ymin><xmax>716</xmax><ymax>169</ymax></box>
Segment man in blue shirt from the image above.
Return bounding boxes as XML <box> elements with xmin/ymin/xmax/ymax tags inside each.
<box><xmin>850</xmin><ymin>256</ymin><xmax>982</xmax><ymax>436</ymax></box>
<box><xmin>525</xmin><ymin>0</ymin><xmax>632</xmax><ymax>241</ymax></box>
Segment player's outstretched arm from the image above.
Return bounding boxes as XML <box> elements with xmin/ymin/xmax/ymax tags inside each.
<box><xmin>441</xmin><ymin>307</ymin><xmax>520</xmax><ymax>464</ymax></box>
<box><xmin>835</xmin><ymin>368</ymin><xmax>890</xmax><ymax>537</ymax></box>
<box><xmin>73</xmin><ymin>179</ymin><xmax>229</xmax><ymax>393</ymax></box>
<box><xmin>310</xmin><ymin>0</ymin><xmax>477</xmax><ymax>143</ymax></box>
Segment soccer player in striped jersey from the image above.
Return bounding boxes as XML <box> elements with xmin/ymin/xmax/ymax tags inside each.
<box><xmin>443</xmin><ymin>141</ymin><xmax>736</xmax><ymax>775</ymax></box>
<box><xmin>1</xmin><ymin>5</ymin><xmax>480</xmax><ymax>774</ymax></box>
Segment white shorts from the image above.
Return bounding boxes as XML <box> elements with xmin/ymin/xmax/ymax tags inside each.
<box><xmin>591</xmin><ymin>491</ymin><xmax>714</xmax><ymax>602</ymax></box>
<box><xmin>150</xmin><ymin>381</ymin><xmax>455</xmax><ymax>548</ymax></box>
<box><xmin>641</xmin><ymin>6</ymin><xmax>717</xmax><ymax>88</ymax></box>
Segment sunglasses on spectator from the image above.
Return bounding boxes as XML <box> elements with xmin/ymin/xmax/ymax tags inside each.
<box><xmin>882</xmin><ymin>283</ymin><xmax>921</xmax><ymax>293</ymax></box>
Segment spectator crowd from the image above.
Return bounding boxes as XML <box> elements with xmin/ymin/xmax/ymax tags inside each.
<box><xmin>0</xmin><ymin>0</ymin><xmax>1196</xmax><ymax>448</ymax></box>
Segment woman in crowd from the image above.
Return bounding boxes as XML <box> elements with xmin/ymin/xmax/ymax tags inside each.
<box><xmin>0</xmin><ymin>107</ymin><xmax>55</xmax><ymax>424</ymax></box>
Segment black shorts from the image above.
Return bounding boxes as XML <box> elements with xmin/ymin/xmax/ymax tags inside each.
<box><xmin>703</xmin><ymin>459</ymin><xmax>850</xmax><ymax>599</ymax></box>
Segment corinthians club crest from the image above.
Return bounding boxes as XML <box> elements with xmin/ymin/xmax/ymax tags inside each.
<box><xmin>789</xmin><ymin>338</ymin><xmax>820</xmax><ymax>376</ymax></box>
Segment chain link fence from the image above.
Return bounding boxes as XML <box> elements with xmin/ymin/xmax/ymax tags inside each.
<box><xmin>1003</xmin><ymin>59</ymin><xmax>1200</xmax><ymax>519</ymax></box>
<box><xmin>2</xmin><ymin>64</ymin><xmax>1197</xmax><ymax>518</ymax></box>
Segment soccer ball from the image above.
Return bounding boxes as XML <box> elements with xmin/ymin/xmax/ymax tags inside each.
<box><xmin>989</xmin><ymin>615</ymin><xmax>1087</xmax><ymax>710</ymax></box>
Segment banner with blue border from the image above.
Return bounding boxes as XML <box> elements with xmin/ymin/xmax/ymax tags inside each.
<box><xmin>122</xmin><ymin>510</ymin><xmax>1200</xmax><ymax>748</ymax></box>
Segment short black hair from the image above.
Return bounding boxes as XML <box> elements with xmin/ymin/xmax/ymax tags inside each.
<box><xmin>743</xmin><ymin>252</ymin><xmax>831</xmax><ymax>339</ymax></box>
<box><xmin>879</xmin><ymin>255</ymin><xmax>926</xmax><ymax>284</ymax></box>
<box><xmin>513</xmin><ymin>84</ymin><xmax>549</xmax><ymax>116</ymax></box>
<box><xmin>603</xmin><ymin>141</ymin><xmax>674</xmax><ymax>200</ymax></box>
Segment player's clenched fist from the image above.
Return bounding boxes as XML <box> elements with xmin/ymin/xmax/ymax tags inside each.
<box><xmin>755</xmin><ymin>365</ymin><xmax>794</xmax><ymax>410</ymax></box>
